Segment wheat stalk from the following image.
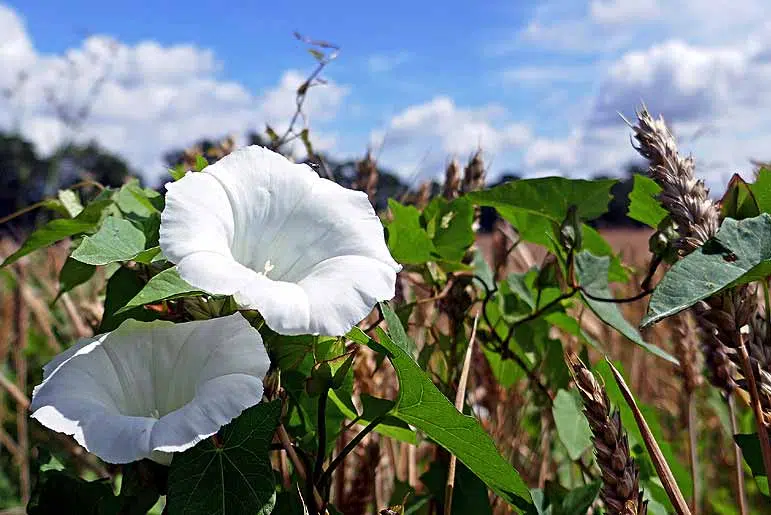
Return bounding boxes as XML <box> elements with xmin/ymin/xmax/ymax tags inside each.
<box><xmin>628</xmin><ymin>106</ymin><xmax>719</xmax><ymax>254</ymax></box>
<box><xmin>568</xmin><ymin>354</ymin><xmax>647</xmax><ymax>515</ymax></box>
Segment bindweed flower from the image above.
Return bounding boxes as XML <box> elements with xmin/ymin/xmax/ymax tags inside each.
<box><xmin>30</xmin><ymin>314</ymin><xmax>270</xmax><ymax>465</ymax></box>
<box><xmin>159</xmin><ymin>145</ymin><xmax>401</xmax><ymax>336</ymax></box>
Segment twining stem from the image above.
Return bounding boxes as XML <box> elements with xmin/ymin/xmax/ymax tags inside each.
<box><xmin>277</xmin><ymin>424</ymin><xmax>324</xmax><ymax>512</ymax></box>
<box><xmin>445</xmin><ymin>314</ymin><xmax>478</xmax><ymax>515</ymax></box>
<box><xmin>686</xmin><ymin>392</ymin><xmax>700</xmax><ymax>514</ymax></box>
<box><xmin>728</xmin><ymin>395</ymin><xmax>748</xmax><ymax>515</ymax></box>
<box><xmin>318</xmin><ymin>414</ymin><xmax>387</xmax><ymax>490</ymax></box>
<box><xmin>736</xmin><ymin>333</ymin><xmax>771</xmax><ymax>494</ymax></box>
<box><xmin>313</xmin><ymin>389</ymin><xmax>329</xmax><ymax>482</ymax></box>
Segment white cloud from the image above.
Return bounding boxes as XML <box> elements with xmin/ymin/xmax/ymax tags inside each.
<box><xmin>370</xmin><ymin>96</ymin><xmax>531</xmax><ymax>181</ymax></box>
<box><xmin>589</xmin><ymin>0</ymin><xmax>660</xmax><ymax>24</ymax></box>
<box><xmin>0</xmin><ymin>5</ymin><xmax>348</xmax><ymax>184</ymax></box>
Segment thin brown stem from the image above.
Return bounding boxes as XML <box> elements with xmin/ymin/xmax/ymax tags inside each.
<box><xmin>445</xmin><ymin>314</ymin><xmax>478</xmax><ymax>515</ymax></box>
<box><xmin>14</xmin><ymin>265</ymin><xmax>30</xmax><ymax>505</ymax></box>
<box><xmin>277</xmin><ymin>424</ymin><xmax>324</xmax><ymax>512</ymax></box>
<box><xmin>686</xmin><ymin>392</ymin><xmax>700</xmax><ymax>514</ymax></box>
<box><xmin>736</xmin><ymin>334</ymin><xmax>771</xmax><ymax>494</ymax></box>
<box><xmin>728</xmin><ymin>395</ymin><xmax>748</xmax><ymax>515</ymax></box>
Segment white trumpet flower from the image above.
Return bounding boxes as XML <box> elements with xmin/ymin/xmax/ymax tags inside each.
<box><xmin>30</xmin><ymin>314</ymin><xmax>270</xmax><ymax>465</ymax></box>
<box><xmin>159</xmin><ymin>145</ymin><xmax>400</xmax><ymax>336</ymax></box>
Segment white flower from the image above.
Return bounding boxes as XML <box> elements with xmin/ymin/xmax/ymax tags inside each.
<box><xmin>30</xmin><ymin>314</ymin><xmax>270</xmax><ymax>465</ymax></box>
<box><xmin>159</xmin><ymin>145</ymin><xmax>401</xmax><ymax>336</ymax></box>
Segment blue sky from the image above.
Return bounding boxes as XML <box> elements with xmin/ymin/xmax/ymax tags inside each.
<box><xmin>2</xmin><ymin>0</ymin><xmax>771</xmax><ymax>190</ymax></box>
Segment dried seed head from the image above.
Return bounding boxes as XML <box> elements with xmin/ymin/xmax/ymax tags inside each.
<box><xmin>354</xmin><ymin>150</ymin><xmax>379</xmax><ymax>203</ymax></box>
<box><xmin>415</xmin><ymin>182</ymin><xmax>431</xmax><ymax>209</ymax></box>
<box><xmin>462</xmin><ymin>150</ymin><xmax>486</xmax><ymax>194</ymax></box>
<box><xmin>629</xmin><ymin>107</ymin><xmax>719</xmax><ymax>255</ymax></box>
<box><xmin>443</xmin><ymin>158</ymin><xmax>461</xmax><ymax>200</ymax></box>
<box><xmin>673</xmin><ymin>313</ymin><xmax>704</xmax><ymax>394</ymax></box>
<box><xmin>568</xmin><ymin>354</ymin><xmax>647</xmax><ymax>515</ymax></box>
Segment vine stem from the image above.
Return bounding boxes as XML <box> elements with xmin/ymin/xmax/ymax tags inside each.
<box><xmin>736</xmin><ymin>332</ymin><xmax>771</xmax><ymax>494</ymax></box>
<box><xmin>277</xmin><ymin>424</ymin><xmax>325</xmax><ymax>512</ymax></box>
<box><xmin>445</xmin><ymin>314</ymin><xmax>479</xmax><ymax>515</ymax></box>
<box><xmin>313</xmin><ymin>389</ymin><xmax>329</xmax><ymax>482</ymax></box>
<box><xmin>728</xmin><ymin>395</ymin><xmax>748</xmax><ymax>515</ymax></box>
<box><xmin>317</xmin><ymin>414</ymin><xmax>387</xmax><ymax>490</ymax></box>
<box><xmin>686</xmin><ymin>391</ymin><xmax>700</xmax><ymax>514</ymax></box>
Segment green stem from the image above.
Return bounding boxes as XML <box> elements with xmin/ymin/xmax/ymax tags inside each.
<box><xmin>313</xmin><ymin>388</ymin><xmax>329</xmax><ymax>483</ymax></box>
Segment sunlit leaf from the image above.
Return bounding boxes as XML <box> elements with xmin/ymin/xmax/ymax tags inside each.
<box><xmin>1</xmin><ymin>195</ymin><xmax>114</xmax><ymax>267</ymax></box>
<box><xmin>57</xmin><ymin>189</ymin><xmax>83</xmax><ymax>218</ymax></box>
<box><xmin>369</xmin><ymin>327</ymin><xmax>532</xmax><ymax>510</ymax></box>
<box><xmin>385</xmin><ymin>199</ymin><xmax>436</xmax><ymax>264</ymax></box>
<box><xmin>627</xmin><ymin>174</ymin><xmax>667</xmax><ymax>228</ymax></box>
<box><xmin>117</xmin><ymin>267</ymin><xmax>202</xmax><ymax>314</ymax></box>
<box><xmin>575</xmin><ymin>251</ymin><xmax>676</xmax><ymax>363</ymax></box>
<box><xmin>70</xmin><ymin>216</ymin><xmax>147</xmax><ymax>265</ymax></box>
<box><xmin>552</xmin><ymin>389</ymin><xmax>592</xmax><ymax>461</ymax></box>
<box><xmin>643</xmin><ymin>214</ymin><xmax>771</xmax><ymax>326</ymax></box>
<box><xmin>467</xmin><ymin>177</ymin><xmax>616</xmax><ymax>223</ymax></box>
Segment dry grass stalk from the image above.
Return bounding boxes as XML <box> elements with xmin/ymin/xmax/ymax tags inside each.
<box><xmin>567</xmin><ymin>353</ymin><xmax>647</xmax><ymax>515</ymax></box>
<box><xmin>354</xmin><ymin>151</ymin><xmax>379</xmax><ymax>203</ymax></box>
<box><xmin>607</xmin><ymin>361</ymin><xmax>691</xmax><ymax>515</ymax></box>
<box><xmin>442</xmin><ymin>159</ymin><xmax>461</xmax><ymax>200</ymax></box>
<box><xmin>445</xmin><ymin>314</ymin><xmax>478</xmax><ymax>515</ymax></box>
<box><xmin>673</xmin><ymin>314</ymin><xmax>702</xmax><ymax>514</ymax></box>
<box><xmin>461</xmin><ymin>150</ymin><xmax>485</xmax><ymax>194</ymax></box>
<box><xmin>13</xmin><ymin>264</ymin><xmax>30</xmax><ymax>505</ymax></box>
<box><xmin>628</xmin><ymin>106</ymin><xmax>719</xmax><ymax>254</ymax></box>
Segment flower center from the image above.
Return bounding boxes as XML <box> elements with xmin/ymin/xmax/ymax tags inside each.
<box><xmin>260</xmin><ymin>260</ymin><xmax>275</xmax><ymax>276</ymax></box>
<box><xmin>149</xmin><ymin>408</ymin><xmax>161</xmax><ymax>419</ymax></box>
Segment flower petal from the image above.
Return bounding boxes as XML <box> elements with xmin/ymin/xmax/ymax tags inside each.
<box><xmin>160</xmin><ymin>171</ymin><xmax>235</xmax><ymax>265</ymax></box>
<box><xmin>160</xmin><ymin>145</ymin><xmax>401</xmax><ymax>336</ymax></box>
<box><xmin>30</xmin><ymin>314</ymin><xmax>269</xmax><ymax>464</ymax></box>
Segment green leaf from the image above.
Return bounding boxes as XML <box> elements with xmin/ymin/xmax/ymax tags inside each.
<box><xmin>167</xmin><ymin>401</ymin><xmax>281</xmax><ymax>515</ymax></box>
<box><xmin>627</xmin><ymin>175</ymin><xmax>667</xmax><ymax>228</ymax></box>
<box><xmin>575</xmin><ymin>251</ymin><xmax>677</xmax><ymax>363</ymax></box>
<box><xmin>721</xmin><ymin>174</ymin><xmax>760</xmax><ymax>220</ymax></box>
<box><xmin>734</xmin><ymin>433</ymin><xmax>770</xmax><ymax>497</ymax></box>
<box><xmin>386</xmin><ymin>199</ymin><xmax>437</xmax><ymax>264</ymax></box>
<box><xmin>56</xmin><ymin>257</ymin><xmax>97</xmax><ymax>299</ymax></box>
<box><xmin>328</xmin><ymin>390</ymin><xmax>417</xmax><ymax>443</ymax></box>
<box><xmin>420</xmin><ymin>461</ymin><xmax>492</xmax><ymax>515</ymax></box>
<box><xmin>425</xmin><ymin>197</ymin><xmax>475</xmax><ymax>262</ymax></box>
<box><xmin>749</xmin><ymin>168</ymin><xmax>771</xmax><ymax>215</ymax></box>
<box><xmin>116</xmin><ymin>180</ymin><xmax>163</xmax><ymax>217</ymax></box>
<box><xmin>643</xmin><ymin>214</ymin><xmax>771</xmax><ymax>326</ymax></box>
<box><xmin>70</xmin><ymin>216</ymin><xmax>147</xmax><ymax>265</ymax></box>
<box><xmin>552</xmin><ymin>389</ymin><xmax>592</xmax><ymax>461</ymax></box>
<box><xmin>555</xmin><ymin>481</ymin><xmax>601</xmax><ymax>515</ymax></box>
<box><xmin>99</xmin><ymin>267</ymin><xmax>161</xmax><ymax>332</ymax></box>
<box><xmin>467</xmin><ymin>177</ymin><xmax>616</xmax><ymax>223</ymax></box>
<box><xmin>483</xmin><ymin>346</ymin><xmax>523</xmax><ymax>388</ymax></box>
<box><xmin>381</xmin><ymin>301</ymin><xmax>418</xmax><ymax>358</ymax></box>
<box><xmin>194</xmin><ymin>155</ymin><xmax>209</xmax><ymax>171</ymax></box>
<box><xmin>169</xmin><ymin>164</ymin><xmax>186</xmax><ymax>181</ymax></box>
<box><xmin>117</xmin><ymin>267</ymin><xmax>202</xmax><ymax>314</ymax></box>
<box><xmin>58</xmin><ymin>189</ymin><xmax>84</xmax><ymax>217</ymax></box>
<box><xmin>369</xmin><ymin>328</ymin><xmax>532</xmax><ymax>510</ymax></box>
<box><xmin>1</xmin><ymin>196</ymin><xmax>113</xmax><ymax>267</ymax></box>
<box><xmin>28</xmin><ymin>469</ymin><xmax>119</xmax><ymax>514</ymax></box>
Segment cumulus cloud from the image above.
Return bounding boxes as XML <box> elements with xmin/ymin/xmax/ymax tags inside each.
<box><xmin>370</xmin><ymin>96</ymin><xmax>531</xmax><ymax>181</ymax></box>
<box><xmin>0</xmin><ymin>5</ymin><xmax>348</xmax><ymax>183</ymax></box>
